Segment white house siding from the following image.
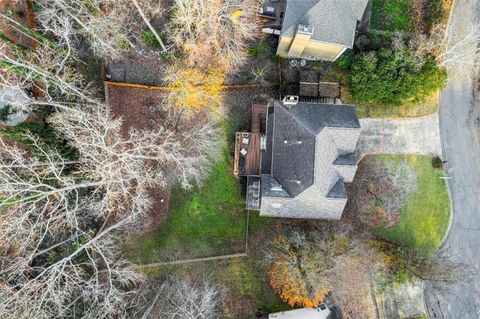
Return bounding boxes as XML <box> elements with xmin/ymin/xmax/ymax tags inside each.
<box><xmin>334</xmin><ymin>164</ymin><xmax>357</xmax><ymax>183</ymax></box>
<box><xmin>260</xmin><ymin>187</ymin><xmax>347</xmax><ymax>220</ymax></box>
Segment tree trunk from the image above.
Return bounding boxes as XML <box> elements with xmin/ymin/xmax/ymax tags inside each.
<box><xmin>130</xmin><ymin>0</ymin><xmax>167</xmax><ymax>52</ymax></box>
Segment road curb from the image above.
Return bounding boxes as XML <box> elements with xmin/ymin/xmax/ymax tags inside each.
<box><xmin>433</xmin><ymin>0</ymin><xmax>459</xmax><ymax>253</ymax></box>
<box><xmin>424</xmin><ymin>1</ymin><xmax>459</xmax><ymax>318</ymax></box>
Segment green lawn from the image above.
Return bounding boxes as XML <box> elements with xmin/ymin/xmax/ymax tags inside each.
<box><xmin>217</xmin><ymin>250</ymin><xmax>290</xmax><ymax>315</ymax></box>
<box><xmin>354</xmin><ymin>93</ymin><xmax>439</xmax><ymax>118</ymax></box>
<box><xmin>376</xmin><ymin>155</ymin><xmax>450</xmax><ymax>255</ymax></box>
<box><xmin>125</xmin><ymin>148</ymin><xmax>249</xmax><ymax>263</ymax></box>
<box><xmin>371</xmin><ymin>0</ymin><xmax>414</xmax><ymax>32</ymax></box>
<box><xmin>141</xmin><ymin>237</ymin><xmax>289</xmax><ymax>318</ymax></box>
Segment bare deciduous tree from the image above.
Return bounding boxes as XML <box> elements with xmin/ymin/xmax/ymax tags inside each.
<box><xmin>376</xmin><ymin>240</ymin><xmax>474</xmax><ymax>286</ymax></box>
<box><xmin>0</xmin><ymin>58</ymin><xmax>221</xmax><ymax>319</ymax></box>
<box><xmin>0</xmin><ymin>99</ymin><xmax>221</xmax><ymax>317</ymax></box>
<box><xmin>410</xmin><ymin>21</ymin><xmax>480</xmax><ymax>70</ymax></box>
<box><xmin>0</xmin><ymin>43</ymin><xmax>99</xmax><ymax>104</ymax></box>
<box><xmin>34</xmin><ymin>0</ymin><xmax>167</xmax><ymax>59</ymax></box>
<box><xmin>131</xmin><ymin>276</ymin><xmax>221</xmax><ymax>319</ymax></box>
<box><xmin>169</xmin><ymin>0</ymin><xmax>260</xmax><ymax>70</ymax></box>
<box><xmin>34</xmin><ymin>0</ymin><xmax>130</xmax><ymax>59</ymax></box>
<box><xmin>49</xmin><ymin>103</ymin><xmax>221</xmax><ymax>190</ymax></box>
<box><xmin>0</xmin><ymin>134</ymin><xmax>146</xmax><ymax>318</ymax></box>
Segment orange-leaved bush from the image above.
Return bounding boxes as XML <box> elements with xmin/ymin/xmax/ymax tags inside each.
<box><xmin>266</xmin><ymin>231</ymin><xmax>330</xmax><ymax>308</ymax></box>
<box><xmin>268</xmin><ymin>260</ymin><xmax>328</xmax><ymax>308</ymax></box>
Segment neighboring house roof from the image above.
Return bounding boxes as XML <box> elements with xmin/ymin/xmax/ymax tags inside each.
<box><xmin>280</xmin><ymin>0</ymin><xmax>369</xmax><ymax>47</ymax></box>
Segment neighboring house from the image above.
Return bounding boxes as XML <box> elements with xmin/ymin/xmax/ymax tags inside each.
<box><xmin>269</xmin><ymin>303</ymin><xmax>332</xmax><ymax>319</ymax></box>
<box><xmin>234</xmin><ymin>97</ymin><xmax>361</xmax><ymax>220</ymax></box>
<box><xmin>276</xmin><ymin>0</ymin><xmax>369</xmax><ymax>61</ymax></box>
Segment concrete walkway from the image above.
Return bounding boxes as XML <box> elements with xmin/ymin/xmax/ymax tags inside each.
<box><xmin>357</xmin><ymin>113</ymin><xmax>442</xmax><ymax>158</ymax></box>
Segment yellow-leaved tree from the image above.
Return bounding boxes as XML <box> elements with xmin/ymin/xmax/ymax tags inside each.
<box><xmin>166</xmin><ymin>65</ymin><xmax>225</xmax><ymax>118</ymax></box>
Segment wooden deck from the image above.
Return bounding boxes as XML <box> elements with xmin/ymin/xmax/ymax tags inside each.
<box><xmin>233</xmin><ymin>103</ymin><xmax>268</xmax><ymax>177</ymax></box>
<box><xmin>251</xmin><ymin>103</ymin><xmax>267</xmax><ymax>134</ymax></box>
<box><xmin>234</xmin><ymin>132</ymin><xmax>262</xmax><ymax>176</ymax></box>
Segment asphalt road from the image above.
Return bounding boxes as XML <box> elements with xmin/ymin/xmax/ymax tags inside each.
<box><xmin>424</xmin><ymin>1</ymin><xmax>480</xmax><ymax>318</ymax></box>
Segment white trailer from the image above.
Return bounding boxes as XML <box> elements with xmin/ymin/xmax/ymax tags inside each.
<box><xmin>269</xmin><ymin>304</ymin><xmax>331</xmax><ymax>319</ymax></box>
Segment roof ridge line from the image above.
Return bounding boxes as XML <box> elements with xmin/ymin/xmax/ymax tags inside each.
<box><xmin>282</xmin><ymin>104</ymin><xmax>318</xmax><ymax>136</ymax></box>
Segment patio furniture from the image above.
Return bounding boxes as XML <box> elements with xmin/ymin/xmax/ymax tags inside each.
<box><xmin>240</xmin><ymin>148</ymin><xmax>248</xmax><ymax>156</ymax></box>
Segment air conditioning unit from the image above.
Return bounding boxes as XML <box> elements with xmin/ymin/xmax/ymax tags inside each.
<box><xmin>283</xmin><ymin>95</ymin><xmax>299</xmax><ymax>106</ymax></box>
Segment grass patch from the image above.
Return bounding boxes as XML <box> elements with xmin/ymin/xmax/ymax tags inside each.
<box><xmin>371</xmin><ymin>0</ymin><xmax>414</xmax><ymax>32</ymax></box>
<box><xmin>376</xmin><ymin>155</ymin><xmax>450</xmax><ymax>255</ymax></box>
<box><xmin>125</xmin><ymin>148</ymin><xmax>248</xmax><ymax>263</ymax></box>
<box><xmin>136</xmin><ymin>212</ymin><xmax>287</xmax><ymax>318</ymax></box>
<box><xmin>354</xmin><ymin>92</ymin><xmax>439</xmax><ymax>118</ymax></box>
<box><xmin>245</xmin><ymin>41</ymin><xmax>269</xmax><ymax>58</ymax></box>
<box><xmin>125</xmin><ymin>113</ymin><xmax>284</xmax><ymax>316</ymax></box>
<box><xmin>141</xmin><ymin>30</ymin><xmax>165</xmax><ymax>49</ymax></box>
<box><xmin>218</xmin><ymin>253</ymin><xmax>290</xmax><ymax>314</ymax></box>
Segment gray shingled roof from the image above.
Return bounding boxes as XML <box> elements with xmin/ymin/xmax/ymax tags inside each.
<box><xmin>259</xmin><ymin>100</ymin><xmax>361</xmax><ymax>219</ymax></box>
<box><xmin>271</xmin><ymin>105</ymin><xmax>316</xmax><ymax>197</ymax></box>
<box><xmin>286</xmin><ymin>103</ymin><xmax>361</xmax><ymax>133</ymax></box>
<box><xmin>261</xmin><ymin>107</ymin><xmax>274</xmax><ymax>175</ymax></box>
<box><xmin>333</xmin><ymin>153</ymin><xmax>357</xmax><ymax>165</ymax></box>
<box><xmin>281</xmin><ymin>0</ymin><xmax>369</xmax><ymax>47</ymax></box>
<box><xmin>269</xmin><ymin>102</ymin><xmax>360</xmax><ymax>198</ymax></box>
<box><xmin>261</xmin><ymin>174</ymin><xmax>291</xmax><ymax>197</ymax></box>
<box><xmin>327</xmin><ymin>178</ymin><xmax>347</xmax><ymax>198</ymax></box>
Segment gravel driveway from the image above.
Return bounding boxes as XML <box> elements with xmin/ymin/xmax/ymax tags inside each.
<box><xmin>356</xmin><ymin>114</ymin><xmax>442</xmax><ymax>158</ymax></box>
<box><xmin>424</xmin><ymin>0</ymin><xmax>480</xmax><ymax>318</ymax></box>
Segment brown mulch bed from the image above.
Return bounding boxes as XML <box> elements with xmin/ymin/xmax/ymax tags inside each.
<box><xmin>106</xmin><ymin>83</ymin><xmax>173</xmax><ymax>230</ymax></box>
<box><xmin>343</xmin><ymin>156</ymin><xmax>401</xmax><ymax>229</ymax></box>
<box><xmin>140</xmin><ymin>186</ymin><xmax>171</xmax><ymax>232</ymax></box>
<box><xmin>105</xmin><ymin>83</ymin><xmax>212</xmax><ymax>232</ymax></box>
<box><xmin>106</xmin><ymin>83</ymin><xmax>170</xmax><ymax>136</ymax></box>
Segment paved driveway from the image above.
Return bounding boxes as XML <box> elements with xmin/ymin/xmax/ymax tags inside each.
<box><xmin>357</xmin><ymin>114</ymin><xmax>442</xmax><ymax>157</ymax></box>
<box><xmin>424</xmin><ymin>0</ymin><xmax>480</xmax><ymax>318</ymax></box>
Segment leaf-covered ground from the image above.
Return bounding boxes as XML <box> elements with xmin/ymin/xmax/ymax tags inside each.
<box><xmin>374</xmin><ymin>155</ymin><xmax>450</xmax><ymax>255</ymax></box>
